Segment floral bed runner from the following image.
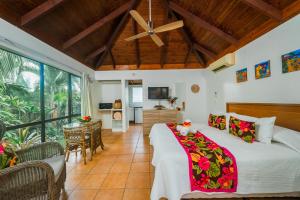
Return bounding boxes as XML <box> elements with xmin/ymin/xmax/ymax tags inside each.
<box><xmin>167</xmin><ymin>123</ymin><xmax>238</xmax><ymax>192</ymax></box>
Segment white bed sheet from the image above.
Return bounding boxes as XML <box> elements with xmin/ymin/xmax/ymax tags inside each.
<box><xmin>149</xmin><ymin>123</ymin><xmax>300</xmax><ymax>200</ymax></box>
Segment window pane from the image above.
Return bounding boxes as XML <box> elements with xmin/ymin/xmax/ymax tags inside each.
<box><xmin>3</xmin><ymin>125</ymin><xmax>41</xmax><ymax>150</ymax></box>
<box><xmin>132</xmin><ymin>87</ymin><xmax>143</xmax><ymax>103</ymax></box>
<box><xmin>45</xmin><ymin>119</ymin><xmax>68</xmax><ymax>146</ymax></box>
<box><xmin>71</xmin><ymin>75</ymin><xmax>81</xmax><ymax>115</ymax></box>
<box><xmin>71</xmin><ymin>117</ymin><xmax>80</xmax><ymax>123</ymax></box>
<box><xmin>0</xmin><ymin>49</ymin><xmax>40</xmax><ymax>127</ymax></box>
<box><xmin>44</xmin><ymin>65</ymin><xmax>68</xmax><ymax>119</ymax></box>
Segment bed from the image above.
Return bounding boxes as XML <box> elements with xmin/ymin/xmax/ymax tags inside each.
<box><xmin>149</xmin><ymin>103</ymin><xmax>300</xmax><ymax>200</ymax></box>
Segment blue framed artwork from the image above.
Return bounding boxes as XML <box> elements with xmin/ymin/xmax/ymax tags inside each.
<box><xmin>236</xmin><ymin>68</ymin><xmax>247</xmax><ymax>83</ymax></box>
<box><xmin>282</xmin><ymin>49</ymin><xmax>300</xmax><ymax>73</ymax></box>
<box><xmin>255</xmin><ymin>60</ymin><xmax>270</xmax><ymax>79</ymax></box>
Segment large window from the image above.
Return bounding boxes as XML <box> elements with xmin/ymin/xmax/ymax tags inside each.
<box><xmin>0</xmin><ymin>50</ymin><xmax>40</xmax><ymax>126</ymax></box>
<box><xmin>0</xmin><ymin>48</ymin><xmax>81</xmax><ymax>149</ymax></box>
<box><xmin>132</xmin><ymin>87</ymin><xmax>143</xmax><ymax>103</ymax></box>
<box><xmin>44</xmin><ymin>65</ymin><xmax>69</xmax><ymax>119</ymax></box>
<box><xmin>129</xmin><ymin>86</ymin><xmax>143</xmax><ymax>108</ymax></box>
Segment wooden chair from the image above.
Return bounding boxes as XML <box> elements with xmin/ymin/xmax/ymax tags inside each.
<box><xmin>63</xmin><ymin>126</ymin><xmax>91</xmax><ymax>164</ymax></box>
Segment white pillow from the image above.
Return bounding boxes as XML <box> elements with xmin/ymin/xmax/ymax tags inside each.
<box><xmin>229</xmin><ymin>113</ymin><xmax>276</xmax><ymax>144</ymax></box>
<box><xmin>255</xmin><ymin>117</ymin><xmax>276</xmax><ymax>144</ymax></box>
<box><xmin>273</xmin><ymin>126</ymin><xmax>300</xmax><ymax>153</ymax></box>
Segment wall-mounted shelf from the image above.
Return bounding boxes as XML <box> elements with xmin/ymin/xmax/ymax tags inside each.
<box><xmin>98</xmin><ymin>108</ymin><xmax>123</xmax><ymax>132</ymax></box>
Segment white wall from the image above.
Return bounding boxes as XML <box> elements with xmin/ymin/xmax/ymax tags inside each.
<box><xmin>206</xmin><ymin>14</ymin><xmax>300</xmax><ymax>114</ymax></box>
<box><xmin>0</xmin><ymin>19</ymin><xmax>94</xmax><ymax>77</ymax></box>
<box><xmin>92</xmin><ymin>81</ymin><xmax>122</xmax><ymax>129</ymax></box>
<box><xmin>94</xmin><ymin>69</ymin><xmax>208</xmax><ymax>123</ymax></box>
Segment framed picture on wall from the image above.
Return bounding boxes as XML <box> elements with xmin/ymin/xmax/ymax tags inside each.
<box><xmin>255</xmin><ymin>60</ymin><xmax>271</xmax><ymax>79</ymax></box>
<box><xmin>282</xmin><ymin>49</ymin><xmax>300</xmax><ymax>73</ymax></box>
<box><xmin>236</xmin><ymin>68</ymin><xmax>248</xmax><ymax>83</ymax></box>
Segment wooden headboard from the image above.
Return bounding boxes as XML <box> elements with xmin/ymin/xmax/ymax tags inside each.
<box><xmin>226</xmin><ymin>103</ymin><xmax>300</xmax><ymax>132</ymax></box>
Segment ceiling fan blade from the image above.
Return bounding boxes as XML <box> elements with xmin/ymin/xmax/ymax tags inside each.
<box><xmin>150</xmin><ymin>34</ymin><xmax>164</xmax><ymax>47</ymax></box>
<box><xmin>125</xmin><ymin>32</ymin><xmax>148</xmax><ymax>41</ymax></box>
<box><xmin>154</xmin><ymin>20</ymin><xmax>184</xmax><ymax>33</ymax></box>
<box><xmin>130</xmin><ymin>10</ymin><xmax>149</xmax><ymax>31</ymax></box>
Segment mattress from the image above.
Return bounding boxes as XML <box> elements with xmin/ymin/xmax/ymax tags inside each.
<box><xmin>149</xmin><ymin>123</ymin><xmax>300</xmax><ymax>200</ymax></box>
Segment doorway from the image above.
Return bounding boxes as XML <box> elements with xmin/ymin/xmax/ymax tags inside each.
<box><xmin>127</xmin><ymin>80</ymin><xmax>143</xmax><ymax>125</ymax></box>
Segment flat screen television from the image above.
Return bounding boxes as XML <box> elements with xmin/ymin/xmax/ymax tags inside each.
<box><xmin>148</xmin><ymin>87</ymin><xmax>169</xmax><ymax>99</ymax></box>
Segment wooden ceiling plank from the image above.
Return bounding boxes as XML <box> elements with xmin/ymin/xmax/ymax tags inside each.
<box><xmin>241</xmin><ymin>0</ymin><xmax>282</xmax><ymax>21</ymax></box>
<box><xmin>193</xmin><ymin>43</ymin><xmax>217</xmax><ymax>60</ymax></box>
<box><xmin>169</xmin><ymin>10</ymin><xmax>206</xmax><ymax>66</ymax></box>
<box><xmin>131</xmin><ymin>19</ymin><xmax>141</xmax><ymax>68</ymax></box>
<box><xmin>63</xmin><ymin>2</ymin><xmax>131</xmax><ymax>49</ymax></box>
<box><xmin>169</xmin><ymin>1</ymin><xmax>238</xmax><ymax>44</ymax></box>
<box><xmin>184</xmin><ymin>47</ymin><xmax>192</xmax><ymax>67</ymax></box>
<box><xmin>95</xmin><ymin>0</ymin><xmax>141</xmax><ymax>68</ymax></box>
<box><xmin>85</xmin><ymin>45</ymin><xmax>106</xmax><ymax>60</ymax></box>
<box><xmin>21</xmin><ymin>0</ymin><xmax>65</xmax><ymax>26</ymax></box>
<box><xmin>208</xmin><ymin>0</ymin><xmax>300</xmax><ymax>66</ymax></box>
<box><xmin>160</xmin><ymin>33</ymin><xmax>169</xmax><ymax>68</ymax></box>
<box><xmin>160</xmin><ymin>0</ymin><xmax>170</xmax><ymax>68</ymax></box>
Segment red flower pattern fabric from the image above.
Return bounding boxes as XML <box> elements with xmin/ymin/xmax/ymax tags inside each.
<box><xmin>229</xmin><ymin>116</ymin><xmax>256</xmax><ymax>143</ymax></box>
<box><xmin>208</xmin><ymin>114</ymin><xmax>226</xmax><ymax>130</ymax></box>
<box><xmin>167</xmin><ymin>123</ymin><xmax>238</xmax><ymax>192</ymax></box>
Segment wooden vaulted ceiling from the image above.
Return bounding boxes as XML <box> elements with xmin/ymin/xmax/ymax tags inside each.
<box><xmin>0</xmin><ymin>0</ymin><xmax>300</xmax><ymax>71</ymax></box>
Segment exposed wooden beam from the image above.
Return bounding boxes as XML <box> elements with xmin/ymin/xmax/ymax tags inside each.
<box><xmin>131</xmin><ymin>19</ymin><xmax>141</xmax><ymax>68</ymax></box>
<box><xmin>108</xmin><ymin>49</ymin><xmax>116</xmax><ymax>68</ymax></box>
<box><xmin>63</xmin><ymin>2</ymin><xmax>131</xmax><ymax>49</ymax></box>
<box><xmin>95</xmin><ymin>0</ymin><xmax>140</xmax><ymax>68</ymax></box>
<box><xmin>169</xmin><ymin>1</ymin><xmax>238</xmax><ymax>44</ymax></box>
<box><xmin>193</xmin><ymin>43</ymin><xmax>217</xmax><ymax>60</ymax></box>
<box><xmin>241</xmin><ymin>0</ymin><xmax>282</xmax><ymax>21</ymax></box>
<box><xmin>208</xmin><ymin>0</ymin><xmax>300</xmax><ymax>66</ymax></box>
<box><xmin>169</xmin><ymin>10</ymin><xmax>206</xmax><ymax>66</ymax></box>
<box><xmin>21</xmin><ymin>0</ymin><xmax>65</xmax><ymax>26</ymax></box>
<box><xmin>85</xmin><ymin>46</ymin><xmax>106</xmax><ymax>61</ymax></box>
<box><xmin>96</xmin><ymin>63</ymin><xmax>203</xmax><ymax>71</ymax></box>
<box><xmin>184</xmin><ymin>47</ymin><xmax>192</xmax><ymax>67</ymax></box>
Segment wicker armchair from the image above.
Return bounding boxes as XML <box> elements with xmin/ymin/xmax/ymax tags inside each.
<box><xmin>0</xmin><ymin>142</ymin><xmax>66</xmax><ymax>200</ymax></box>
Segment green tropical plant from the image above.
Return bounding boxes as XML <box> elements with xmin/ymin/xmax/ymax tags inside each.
<box><xmin>3</xmin><ymin>127</ymin><xmax>41</xmax><ymax>150</ymax></box>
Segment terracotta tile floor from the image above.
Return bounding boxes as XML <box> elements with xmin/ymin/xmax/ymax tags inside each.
<box><xmin>61</xmin><ymin>125</ymin><xmax>153</xmax><ymax>200</ymax></box>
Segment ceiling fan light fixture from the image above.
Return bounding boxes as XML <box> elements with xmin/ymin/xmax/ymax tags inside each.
<box><xmin>125</xmin><ymin>0</ymin><xmax>184</xmax><ymax>47</ymax></box>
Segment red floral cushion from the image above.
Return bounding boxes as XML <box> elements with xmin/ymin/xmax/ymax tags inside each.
<box><xmin>208</xmin><ymin>114</ymin><xmax>226</xmax><ymax>130</ymax></box>
<box><xmin>229</xmin><ymin>116</ymin><xmax>256</xmax><ymax>143</ymax></box>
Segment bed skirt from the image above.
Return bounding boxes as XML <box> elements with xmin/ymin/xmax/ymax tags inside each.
<box><xmin>181</xmin><ymin>191</ymin><xmax>300</xmax><ymax>199</ymax></box>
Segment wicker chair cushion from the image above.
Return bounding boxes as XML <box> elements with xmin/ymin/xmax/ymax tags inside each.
<box><xmin>43</xmin><ymin>155</ymin><xmax>65</xmax><ymax>182</ymax></box>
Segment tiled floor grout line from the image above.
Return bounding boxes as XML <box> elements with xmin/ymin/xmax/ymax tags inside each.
<box><xmin>124</xmin><ymin>126</ymin><xmax>141</xmax><ymax>195</ymax></box>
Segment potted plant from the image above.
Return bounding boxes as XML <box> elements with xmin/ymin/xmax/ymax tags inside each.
<box><xmin>168</xmin><ymin>97</ymin><xmax>178</xmax><ymax>109</ymax></box>
<box><xmin>79</xmin><ymin>115</ymin><xmax>92</xmax><ymax>123</ymax></box>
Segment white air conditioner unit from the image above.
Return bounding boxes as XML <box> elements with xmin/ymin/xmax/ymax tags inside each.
<box><xmin>207</xmin><ymin>53</ymin><xmax>235</xmax><ymax>72</ymax></box>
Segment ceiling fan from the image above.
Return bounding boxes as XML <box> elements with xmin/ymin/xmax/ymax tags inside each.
<box><xmin>125</xmin><ymin>0</ymin><xmax>184</xmax><ymax>47</ymax></box>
